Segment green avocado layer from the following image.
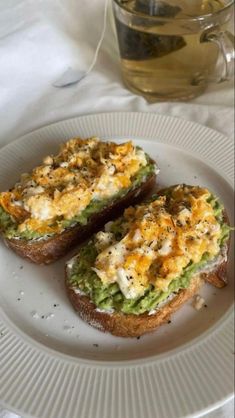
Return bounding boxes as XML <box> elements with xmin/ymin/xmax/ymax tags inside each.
<box><xmin>67</xmin><ymin>194</ymin><xmax>230</xmax><ymax>315</ymax></box>
<box><xmin>0</xmin><ymin>159</ymin><xmax>155</xmax><ymax>241</ymax></box>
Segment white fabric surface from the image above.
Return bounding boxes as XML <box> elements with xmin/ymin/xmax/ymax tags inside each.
<box><xmin>0</xmin><ymin>1</ymin><xmax>234</xmax><ymax>417</ymax></box>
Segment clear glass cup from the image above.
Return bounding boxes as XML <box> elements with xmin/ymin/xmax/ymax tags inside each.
<box><xmin>112</xmin><ymin>0</ymin><xmax>234</xmax><ymax>101</ymax></box>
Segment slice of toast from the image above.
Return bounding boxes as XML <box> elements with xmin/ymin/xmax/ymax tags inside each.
<box><xmin>3</xmin><ymin>172</ymin><xmax>156</xmax><ymax>264</ymax></box>
<box><xmin>1</xmin><ymin>136</ymin><xmax>158</xmax><ymax>264</ymax></box>
<box><xmin>65</xmin><ymin>249</ymin><xmax>228</xmax><ymax>338</ymax></box>
<box><xmin>65</xmin><ymin>185</ymin><xmax>230</xmax><ymax>337</ymax></box>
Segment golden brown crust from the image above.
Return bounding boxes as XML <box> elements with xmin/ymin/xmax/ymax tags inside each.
<box><xmin>3</xmin><ymin>173</ymin><xmax>156</xmax><ymax>264</ymax></box>
<box><xmin>65</xmin><ymin>201</ymin><xmax>230</xmax><ymax>337</ymax></box>
<box><xmin>66</xmin><ymin>275</ymin><xmax>205</xmax><ymax>337</ymax></box>
<box><xmin>66</xmin><ymin>252</ymin><xmax>229</xmax><ymax>337</ymax></box>
<box><xmin>201</xmin><ymin>259</ymin><xmax>228</xmax><ymax>288</ymax></box>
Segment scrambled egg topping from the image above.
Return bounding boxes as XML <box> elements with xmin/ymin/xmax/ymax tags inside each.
<box><xmin>0</xmin><ymin>137</ymin><xmax>147</xmax><ymax>235</ymax></box>
<box><xmin>93</xmin><ymin>185</ymin><xmax>222</xmax><ymax>299</ymax></box>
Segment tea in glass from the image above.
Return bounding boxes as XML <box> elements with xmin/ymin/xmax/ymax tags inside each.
<box><xmin>113</xmin><ymin>0</ymin><xmax>234</xmax><ymax>101</ymax></box>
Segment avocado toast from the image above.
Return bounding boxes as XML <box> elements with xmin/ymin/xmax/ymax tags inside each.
<box><xmin>65</xmin><ymin>184</ymin><xmax>231</xmax><ymax>337</ymax></box>
<box><xmin>0</xmin><ymin>137</ymin><xmax>157</xmax><ymax>264</ymax></box>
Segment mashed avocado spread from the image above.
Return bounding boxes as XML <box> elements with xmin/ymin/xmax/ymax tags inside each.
<box><xmin>67</xmin><ymin>193</ymin><xmax>230</xmax><ymax>315</ymax></box>
<box><xmin>0</xmin><ymin>161</ymin><xmax>155</xmax><ymax>240</ymax></box>
<box><xmin>68</xmin><ymin>241</ymin><xmax>210</xmax><ymax>314</ymax></box>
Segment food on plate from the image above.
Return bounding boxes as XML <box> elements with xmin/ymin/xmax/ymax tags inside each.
<box><xmin>65</xmin><ymin>184</ymin><xmax>231</xmax><ymax>337</ymax></box>
<box><xmin>0</xmin><ymin>137</ymin><xmax>157</xmax><ymax>264</ymax></box>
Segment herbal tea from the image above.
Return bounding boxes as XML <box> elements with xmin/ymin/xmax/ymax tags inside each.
<box><xmin>113</xmin><ymin>0</ymin><xmax>234</xmax><ymax>101</ymax></box>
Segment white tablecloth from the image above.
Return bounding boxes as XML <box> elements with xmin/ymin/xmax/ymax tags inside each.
<box><xmin>0</xmin><ymin>1</ymin><xmax>234</xmax><ymax>417</ymax></box>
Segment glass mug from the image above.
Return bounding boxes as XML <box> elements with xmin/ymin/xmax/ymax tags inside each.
<box><xmin>112</xmin><ymin>0</ymin><xmax>234</xmax><ymax>101</ymax></box>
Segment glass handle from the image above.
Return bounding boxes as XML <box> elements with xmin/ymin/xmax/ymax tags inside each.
<box><xmin>201</xmin><ymin>27</ymin><xmax>235</xmax><ymax>82</ymax></box>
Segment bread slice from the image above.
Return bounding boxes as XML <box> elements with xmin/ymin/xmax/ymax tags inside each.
<box><xmin>65</xmin><ymin>185</ymin><xmax>230</xmax><ymax>337</ymax></box>
<box><xmin>65</xmin><ymin>251</ymin><xmax>228</xmax><ymax>337</ymax></box>
<box><xmin>3</xmin><ymin>172</ymin><xmax>156</xmax><ymax>264</ymax></box>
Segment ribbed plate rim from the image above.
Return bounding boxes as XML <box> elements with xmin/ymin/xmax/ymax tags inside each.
<box><xmin>0</xmin><ymin>112</ymin><xmax>234</xmax><ymax>418</ymax></box>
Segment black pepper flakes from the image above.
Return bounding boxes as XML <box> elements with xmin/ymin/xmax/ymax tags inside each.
<box><xmin>93</xmin><ymin>343</ymin><xmax>99</xmax><ymax>347</ymax></box>
<box><xmin>168</xmin><ymin>320</ymin><xmax>171</xmax><ymax>324</ymax></box>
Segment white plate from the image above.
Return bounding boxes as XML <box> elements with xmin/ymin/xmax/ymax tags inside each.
<box><xmin>0</xmin><ymin>112</ymin><xmax>234</xmax><ymax>418</ymax></box>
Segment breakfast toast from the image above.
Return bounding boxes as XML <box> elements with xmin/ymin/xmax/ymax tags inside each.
<box><xmin>0</xmin><ymin>137</ymin><xmax>157</xmax><ymax>264</ymax></box>
<box><xmin>65</xmin><ymin>185</ymin><xmax>230</xmax><ymax>337</ymax></box>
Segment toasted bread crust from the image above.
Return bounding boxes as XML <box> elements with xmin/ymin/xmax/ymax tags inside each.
<box><xmin>66</xmin><ymin>252</ymin><xmax>228</xmax><ymax>337</ymax></box>
<box><xmin>201</xmin><ymin>259</ymin><xmax>227</xmax><ymax>288</ymax></box>
<box><xmin>3</xmin><ymin>173</ymin><xmax>156</xmax><ymax>264</ymax></box>
<box><xmin>66</xmin><ymin>275</ymin><xmax>204</xmax><ymax>337</ymax></box>
<box><xmin>65</xmin><ymin>208</ymin><xmax>230</xmax><ymax>337</ymax></box>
